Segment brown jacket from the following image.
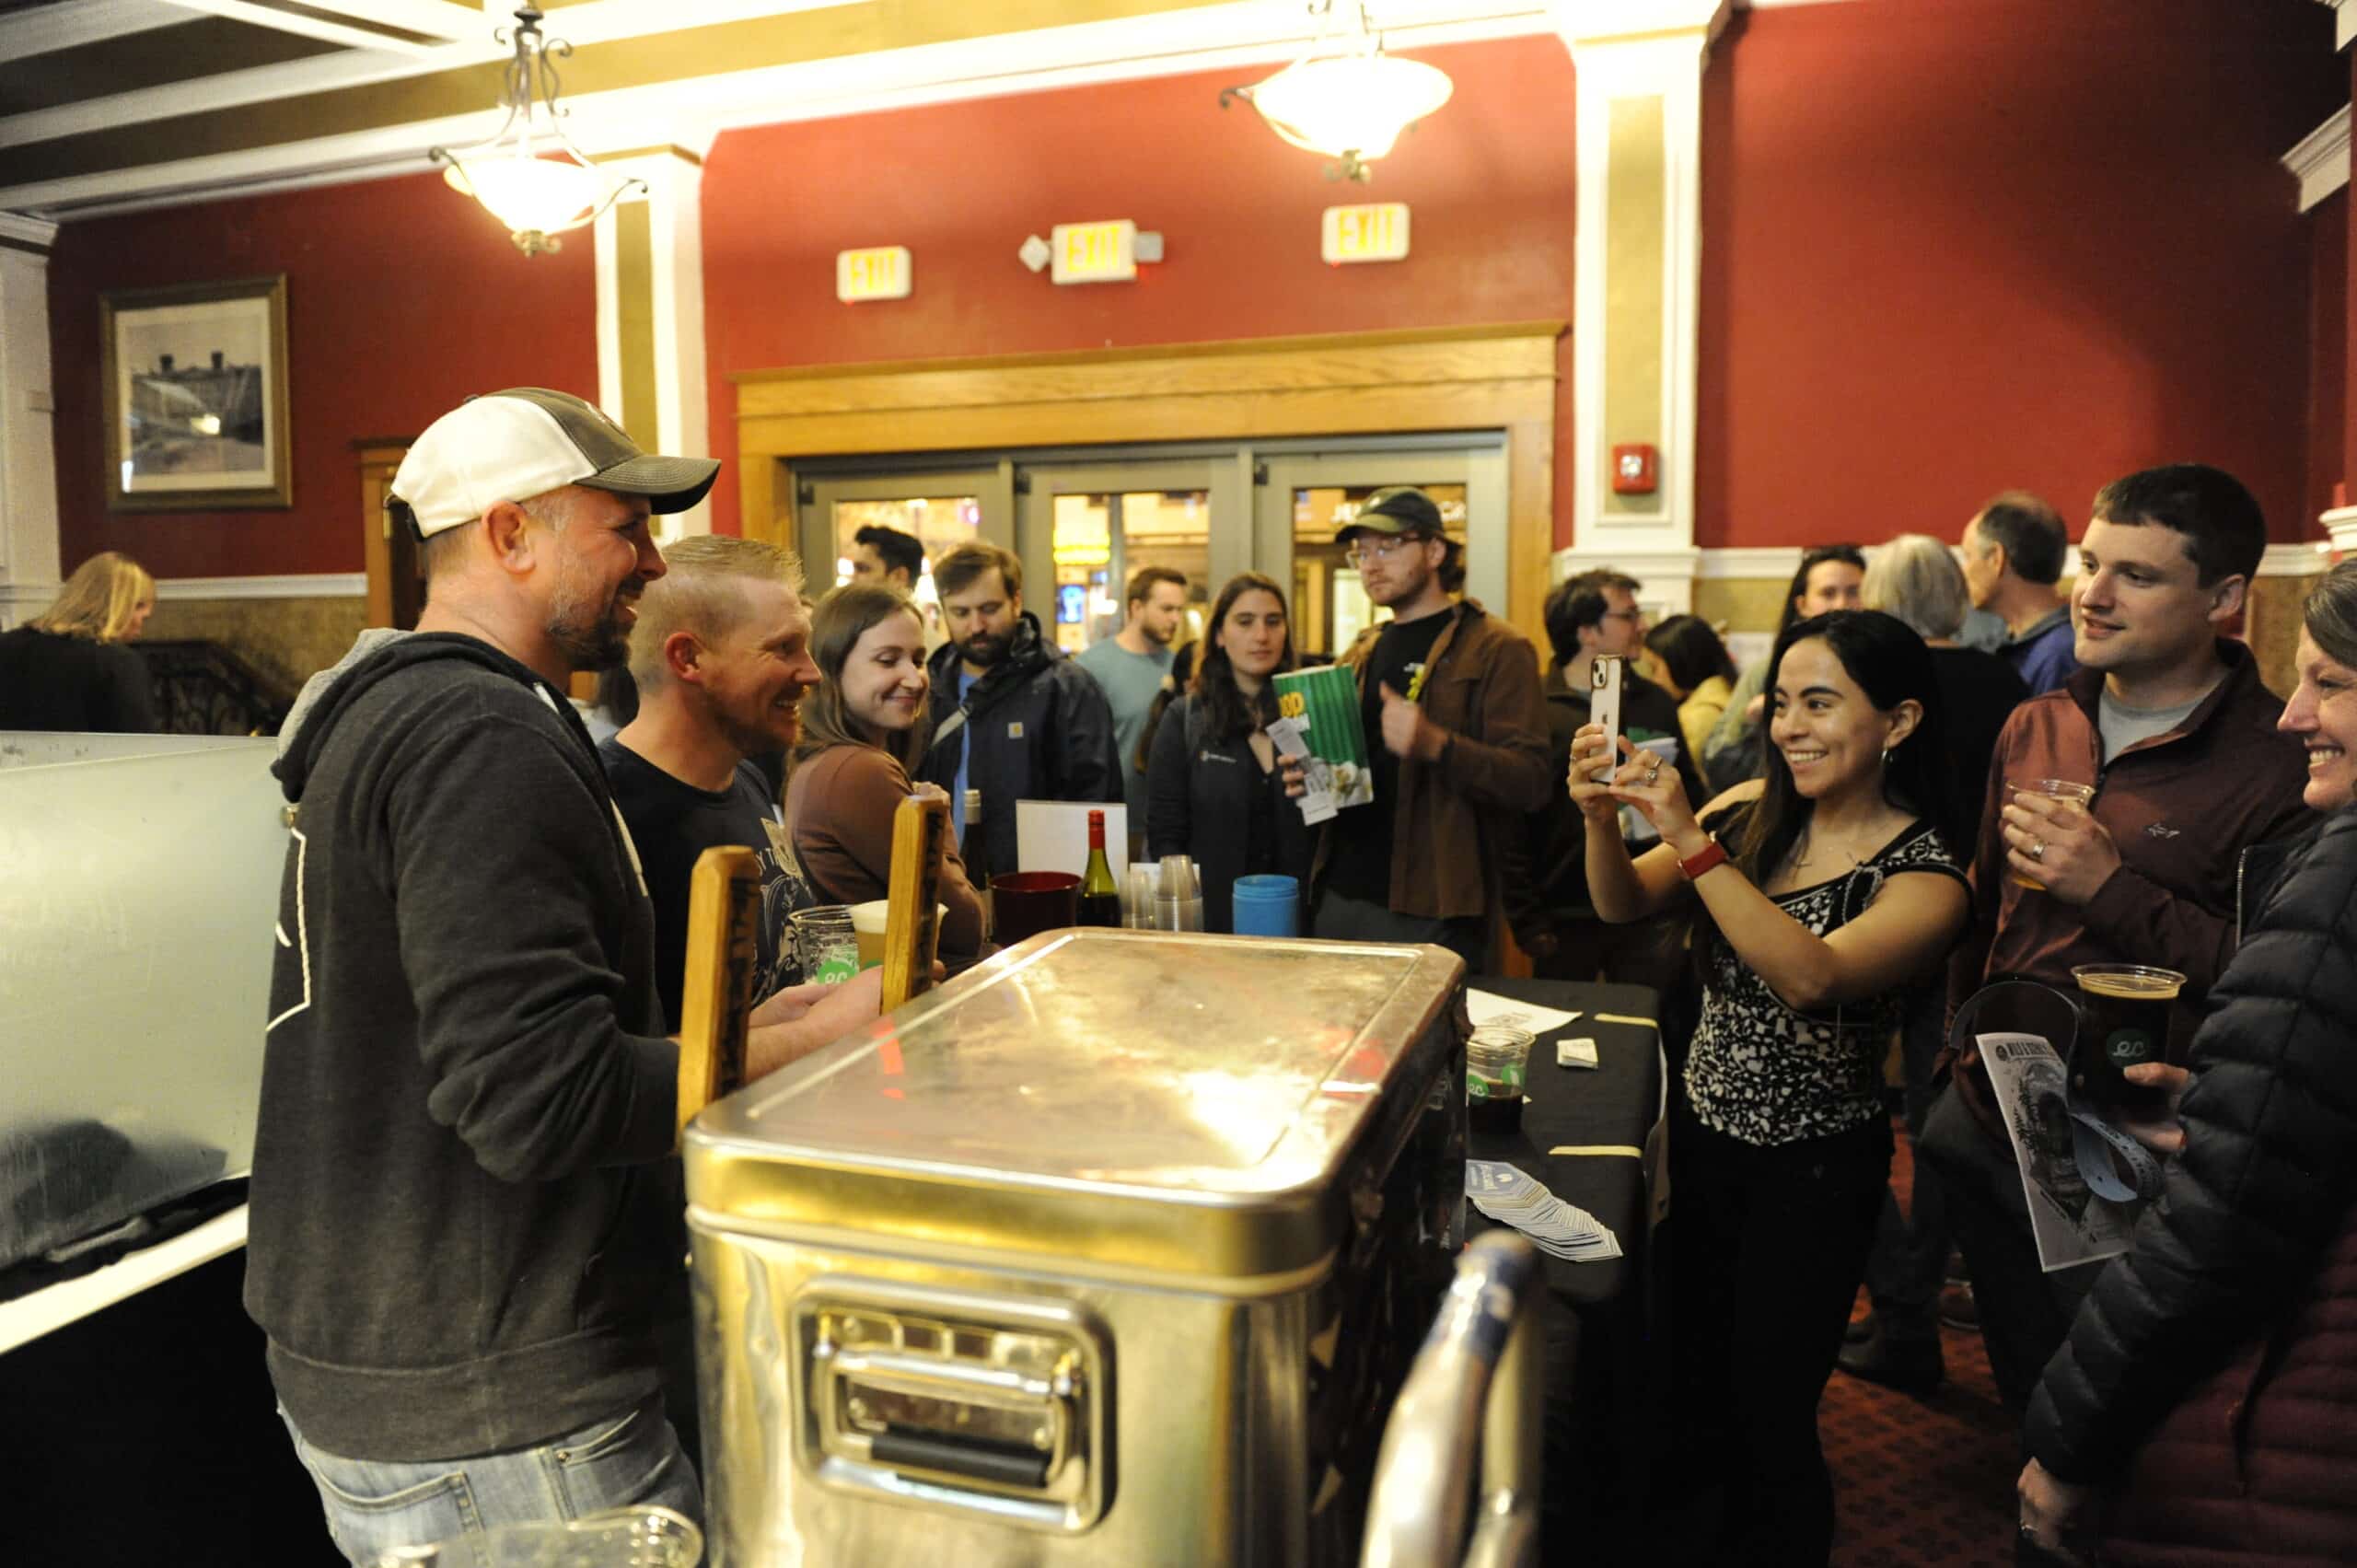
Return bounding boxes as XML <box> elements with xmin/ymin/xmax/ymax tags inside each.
<box><xmin>1948</xmin><ymin>641</ymin><xmax>2309</xmax><ymax>1059</ymax></box>
<box><xmin>1312</xmin><ymin>599</ymin><xmax>1553</xmax><ymax>922</ymax></box>
<box><xmin>785</xmin><ymin>743</ymin><xmax>988</xmax><ymax>958</ymax></box>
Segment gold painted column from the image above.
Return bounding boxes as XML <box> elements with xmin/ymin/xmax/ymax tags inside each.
<box><xmin>594</xmin><ymin>145</ymin><xmax>711</xmax><ymax>540</ymax></box>
<box><xmin>1554</xmin><ymin>1</ymin><xmax>1729</xmax><ymax>614</ymax></box>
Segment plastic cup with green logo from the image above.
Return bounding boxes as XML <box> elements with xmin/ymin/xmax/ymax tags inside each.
<box><xmin>2069</xmin><ymin>963</ymin><xmax>2183</xmax><ymax>1110</ymax></box>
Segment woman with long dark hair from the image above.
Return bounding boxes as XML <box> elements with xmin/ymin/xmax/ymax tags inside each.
<box><xmin>0</xmin><ymin>550</ymin><xmax>158</xmax><ymax>732</ymax></box>
<box><xmin>1144</xmin><ymin>572</ymin><xmax>1312</xmax><ymax>934</ymax></box>
<box><xmin>785</xmin><ymin>583</ymin><xmax>987</xmax><ymax>963</ymax></box>
<box><xmin>1643</xmin><ymin>612</ymin><xmax>1739</xmax><ymax>762</ymax></box>
<box><xmin>1573</xmin><ymin>609</ymin><xmax>1970</xmax><ymax>1563</ymax></box>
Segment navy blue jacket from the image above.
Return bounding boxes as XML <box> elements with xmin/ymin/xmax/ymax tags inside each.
<box><xmin>918</xmin><ymin>611</ymin><xmax>1120</xmax><ymax>880</ymax></box>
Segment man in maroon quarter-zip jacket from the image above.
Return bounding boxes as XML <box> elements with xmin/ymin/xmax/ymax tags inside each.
<box><xmin>1921</xmin><ymin>464</ymin><xmax>2311</xmax><ymax>1414</ymax></box>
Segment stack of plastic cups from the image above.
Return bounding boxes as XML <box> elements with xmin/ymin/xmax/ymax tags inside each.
<box><xmin>1124</xmin><ymin>866</ymin><xmax>1159</xmax><ymax>929</ymax></box>
<box><xmin>1230</xmin><ymin>874</ymin><xmax>1300</xmax><ymax>937</ymax></box>
<box><xmin>1155</xmin><ymin>855</ymin><xmax>1204</xmax><ymax>933</ymax></box>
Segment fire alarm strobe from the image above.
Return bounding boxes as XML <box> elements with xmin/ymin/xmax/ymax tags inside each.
<box><xmin>1611</xmin><ymin>443</ymin><xmax>1658</xmax><ymax>495</ymax></box>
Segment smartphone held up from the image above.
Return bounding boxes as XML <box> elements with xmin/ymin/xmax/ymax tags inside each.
<box><xmin>1586</xmin><ymin>655</ymin><xmax>1624</xmax><ymax>781</ymax></box>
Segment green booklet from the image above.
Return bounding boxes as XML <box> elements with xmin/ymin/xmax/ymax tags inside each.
<box><xmin>1271</xmin><ymin>665</ymin><xmax>1376</xmax><ymax>818</ymax></box>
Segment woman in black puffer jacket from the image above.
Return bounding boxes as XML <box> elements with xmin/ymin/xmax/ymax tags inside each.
<box><xmin>2017</xmin><ymin>563</ymin><xmax>2357</xmax><ymax>1565</ymax></box>
<box><xmin>1145</xmin><ymin>573</ymin><xmax>1313</xmax><ymax>935</ymax></box>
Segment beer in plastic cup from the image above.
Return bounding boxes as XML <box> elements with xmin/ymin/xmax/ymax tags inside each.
<box><xmin>2070</xmin><ymin>963</ymin><xmax>2184</xmax><ymax>1109</ymax></box>
<box><xmin>2007</xmin><ymin>778</ymin><xmax>2096</xmax><ymax>890</ymax></box>
<box><xmin>849</xmin><ymin>899</ymin><xmax>948</xmax><ymax>971</ymax></box>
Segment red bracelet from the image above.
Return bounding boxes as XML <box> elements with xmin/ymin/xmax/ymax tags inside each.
<box><xmin>1678</xmin><ymin>835</ymin><xmax>1728</xmax><ymax>881</ymax></box>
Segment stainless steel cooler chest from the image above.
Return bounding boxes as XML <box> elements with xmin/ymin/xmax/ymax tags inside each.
<box><xmin>683</xmin><ymin>929</ymin><xmax>1468</xmax><ymax>1567</ymax></box>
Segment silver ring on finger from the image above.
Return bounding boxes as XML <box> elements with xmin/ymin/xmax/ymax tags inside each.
<box><xmin>1645</xmin><ymin>766</ymin><xmax>1661</xmax><ymax>784</ymax></box>
<box><xmin>2030</xmin><ymin>839</ymin><xmax>2047</xmax><ymax>862</ymax></box>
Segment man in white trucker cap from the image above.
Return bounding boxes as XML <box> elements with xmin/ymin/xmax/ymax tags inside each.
<box><xmin>245</xmin><ymin>389</ymin><xmax>761</xmax><ymax>1561</ymax></box>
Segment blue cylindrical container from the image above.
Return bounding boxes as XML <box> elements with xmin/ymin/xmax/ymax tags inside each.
<box><xmin>1231</xmin><ymin>874</ymin><xmax>1301</xmax><ymax>938</ymax></box>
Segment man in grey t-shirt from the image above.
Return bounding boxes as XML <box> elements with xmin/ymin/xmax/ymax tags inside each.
<box><xmin>1074</xmin><ymin>565</ymin><xmax>1187</xmax><ymax>843</ymax></box>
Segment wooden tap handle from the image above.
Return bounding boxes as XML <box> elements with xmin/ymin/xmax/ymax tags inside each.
<box><xmin>675</xmin><ymin>843</ymin><xmax>762</xmax><ymax>1146</ymax></box>
<box><xmin>881</xmin><ymin>792</ymin><xmax>950</xmax><ymax>1012</ymax></box>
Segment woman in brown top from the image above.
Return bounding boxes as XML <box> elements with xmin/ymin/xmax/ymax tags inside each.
<box><xmin>786</xmin><ymin>583</ymin><xmax>988</xmax><ymax>963</ymax></box>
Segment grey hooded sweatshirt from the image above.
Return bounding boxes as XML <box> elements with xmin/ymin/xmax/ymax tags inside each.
<box><xmin>245</xmin><ymin>631</ymin><xmax>680</xmax><ymax>1462</ymax></box>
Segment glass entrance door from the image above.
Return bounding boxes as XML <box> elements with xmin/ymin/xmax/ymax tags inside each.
<box><xmin>1256</xmin><ymin>447</ymin><xmax>1505</xmax><ymax>658</ymax></box>
<box><xmin>798</xmin><ymin>465</ymin><xmax>1016</xmax><ymax>641</ymax></box>
<box><xmin>1016</xmin><ymin>459</ymin><xmax>1246</xmax><ymax>658</ymax></box>
<box><xmin>791</xmin><ymin>439</ymin><xmax>1505</xmax><ymax>664</ymax></box>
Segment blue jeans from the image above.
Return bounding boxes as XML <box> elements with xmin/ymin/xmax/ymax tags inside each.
<box><xmin>279</xmin><ymin>1394</ymin><xmax>702</xmax><ymax>1566</ymax></box>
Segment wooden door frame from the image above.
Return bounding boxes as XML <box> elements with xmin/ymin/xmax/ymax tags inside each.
<box><xmin>729</xmin><ymin>321</ymin><xmax>1565</xmax><ymax>645</ymax></box>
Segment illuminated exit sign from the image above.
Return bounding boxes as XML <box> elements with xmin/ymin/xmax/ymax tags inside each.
<box><xmin>836</xmin><ymin>246</ymin><xmax>911</xmax><ymax>303</ymax></box>
<box><xmin>1051</xmin><ymin>220</ymin><xmax>1137</xmax><ymax>285</ymax></box>
<box><xmin>1322</xmin><ymin>203</ymin><xmax>1411</xmax><ymax>265</ymax></box>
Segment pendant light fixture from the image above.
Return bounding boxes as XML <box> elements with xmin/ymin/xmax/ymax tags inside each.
<box><xmin>1222</xmin><ymin>1</ymin><xmax>1454</xmax><ymax>182</ymax></box>
<box><xmin>431</xmin><ymin>6</ymin><xmax>644</xmax><ymax>256</ymax></box>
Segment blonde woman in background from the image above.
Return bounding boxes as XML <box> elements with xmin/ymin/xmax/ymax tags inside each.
<box><xmin>0</xmin><ymin>550</ymin><xmax>157</xmax><ymax>732</ymax></box>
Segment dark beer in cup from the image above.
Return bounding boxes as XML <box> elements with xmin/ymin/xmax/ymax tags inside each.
<box><xmin>2070</xmin><ymin>964</ymin><xmax>2184</xmax><ymax>1109</ymax></box>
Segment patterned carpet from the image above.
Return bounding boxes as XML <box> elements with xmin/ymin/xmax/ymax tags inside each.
<box><xmin>1824</xmin><ymin>1123</ymin><xmax>2022</xmax><ymax>1568</ymax></box>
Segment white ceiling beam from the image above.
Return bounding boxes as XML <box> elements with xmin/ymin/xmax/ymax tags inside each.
<box><xmin>0</xmin><ymin>0</ymin><xmax>1559</xmax><ymax>215</ymax></box>
<box><xmin>0</xmin><ymin>35</ymin><xmax>503</xmax><ymax>152</ymax></box>
<box><xmin>0</xmin><ymin>0</ymin><xmax>870</xmax><ymax>152</ymax></box>
<box><xmin>0</xmin><ymin>0</ymin><xmax>185</xmax><ymax>64</ymax></box>
<box><xmin>146</xmin><ymin>0</ymin><xmax>457</xmax><ymax>56</ymax></box>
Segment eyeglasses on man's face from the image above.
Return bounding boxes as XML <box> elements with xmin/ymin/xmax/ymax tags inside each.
<box><xmin>1344</xmin><ymin>533</ymin><xmax>1431</xmax><ymax>567</ymax></box>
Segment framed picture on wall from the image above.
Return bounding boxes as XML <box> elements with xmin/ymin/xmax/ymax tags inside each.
<box><xmin>99</xmin><ymin>274</ymin><xmax>291</xmax><ymax>512</ymax></box>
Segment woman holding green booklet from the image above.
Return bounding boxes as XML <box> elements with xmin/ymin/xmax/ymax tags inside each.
<box><xmin>1145</xmin><ymin>573</ymin><xmax>1312</xmax><ymax>934</ymax></box>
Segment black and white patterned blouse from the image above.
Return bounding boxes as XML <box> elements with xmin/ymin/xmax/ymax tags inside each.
<box><xmin>1685</xmin><ymin>816</ymin><xmax>1967</xmax><ymax>1146</ymax></box>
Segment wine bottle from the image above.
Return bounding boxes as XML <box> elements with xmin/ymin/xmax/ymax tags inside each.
<box><xmin>1078</xmin><ymin>808</ymin><xmax>1122</xmax><ymax>927</ymax></box>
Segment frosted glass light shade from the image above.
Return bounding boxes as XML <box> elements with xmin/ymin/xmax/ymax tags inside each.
<box><xmin>442</xmin><ymin>155</ymin><xmax>607</xmax><ymax>238</ymax></box>
<box><xmin>1247</xmin><ymin>52</ymin><xmax>1453</xmax><ymax>163</ymax></box>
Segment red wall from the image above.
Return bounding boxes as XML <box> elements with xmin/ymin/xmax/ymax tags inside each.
<box><xmin>45</xmin><ymin>4</ymin><xmax>2350</xmax><ymax>574</ymax></box>
<box><xmin>48</xmin><ymin>170</ymin><xmax>596</xmax><ymax>579</ymax></box>
<box><xmin>1697</xmin><ymin>0</ymin><xmax>2344</xmax><ymax>550</ymax></box>
<box><xmin>697</xmin><ymin>37</ymin><xmax>1579</xmax><ymax>539</ymax></box>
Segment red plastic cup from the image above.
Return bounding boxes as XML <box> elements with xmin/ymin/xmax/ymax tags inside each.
<box><xmin>990</xmin><ymin>871</ymin><xmax>1081</xmax><ymax>946</ymax></box>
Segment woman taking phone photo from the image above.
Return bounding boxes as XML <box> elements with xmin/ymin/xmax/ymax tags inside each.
<box><xmin>1145</xmin><ymin>573</ymin><xmax>1311</xmax><ymax>934</ymax></box>
<box><xmin>1573</xmin><ymin>609</ymin><xmax>1969</xmax><ymax>1564</ymax></box>
<box><xmin>786</xmin><ymin>583</ymin><xmax>988</xmax><ymax>966</ymax></box>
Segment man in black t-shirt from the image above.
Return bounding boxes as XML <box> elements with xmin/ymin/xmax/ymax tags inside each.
<box><xmin>1309</xmin><ymin>489</ymin><xmax>1551</xmax><ymax>966</ymax></box>
<box><xmin>599</xmin><ymin>535</ymin><xmax>883</xmax><ymax>1050</ymax></box>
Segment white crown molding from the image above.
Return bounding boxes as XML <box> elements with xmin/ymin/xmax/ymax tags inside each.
<box><xmin>2283</xmin><ymin>104</ymin><xmax>2351</xmax><ymax>212</ymax></box>
<box><xmin>1554</xmin><ymin>0</ymin><xmax>1731</xmax><ymax>44</ymax></box>
<box><xmin>2328</xmin><ymin>0</ymin><xmax>2357</xmax><ymax>52</ymax></box>
<box><xmin>0</xmin><ymin>212</ymin><xmax>57</xmax><ymax>250</ymax></box>
<box><xmin>154</xmin><ymin>573</ymin><xmax>367</xmax><ymax>601</ymax></box>
<box><xmin>2323</xmin><ymin>503</ymin><xmax>2357</xmax><ymax>557</ymax></box>
<box><xmin>2</xmin><ymin>2</ymin><xmax>1558</xmax><ymax>217</ymax></box>
<box><xmin>0</xmin><ymin>577</ymin><xmax>59</xmax><ymax>606</ymax></box>
<box><xmin>0</xmin><ymin>0</ymin><xmax>181</xmax><ymax>64</ymax></box>
<box><xmin>2262</xmin><ymin>540</ymin><xmax>2333</xmax><ymax>576</ymax></box>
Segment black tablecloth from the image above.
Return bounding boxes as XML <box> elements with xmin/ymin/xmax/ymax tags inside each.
<box><xmin>1467</xmin><ymin>977</ymin><xmax>1668</xmax><ymax>1562</ymax></box>
<box><xmin>1465</xmin><ymin>977</ymin><xmax>1665</xmax><ymax>1307</ymax></box>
